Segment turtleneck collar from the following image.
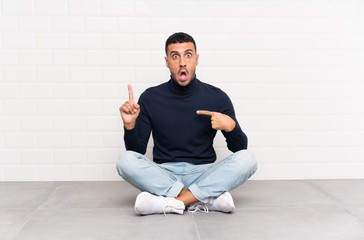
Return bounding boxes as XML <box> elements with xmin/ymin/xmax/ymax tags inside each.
<box><xmin>168</xmin><ymin>75</ymin><xmax>199</xmax><ymax>95</ymax></box>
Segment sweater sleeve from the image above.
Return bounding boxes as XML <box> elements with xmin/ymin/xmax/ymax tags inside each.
<box><xmin>123</xmin><ymin>93</ymin><xmax>152</xmax><ymax>154</ymax></box>
<box><xmin>222</xmin><ymin>121</ymin><xmax>248</xmax><ymax>151</ymax></box>
<box><xmin>219</xmin><ymin>92</ymin><xmax>248</xmax><ymax>152</ymax></box>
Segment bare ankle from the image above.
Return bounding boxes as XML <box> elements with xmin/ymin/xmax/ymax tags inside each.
<box><xmin>175</xmin><ymin>190</ymin><xmax>198</xmax><ymax>206</ymax></box>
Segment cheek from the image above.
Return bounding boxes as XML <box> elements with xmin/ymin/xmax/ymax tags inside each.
<box><xmin>170</xmin><ymin>64</ymin><xmax>179</xmax><ymax>72</ymax></box>
<box><xmin>188</xmin><ymin>59</ymin><xmax>197</xmax><ymax>66</ymax></box>
<box><xmin>188</xmin><ymin>62</ymin><xmax>197</xmax><ymax>71</ymax></box>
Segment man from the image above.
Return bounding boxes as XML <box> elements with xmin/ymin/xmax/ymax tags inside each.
<box><xmin>117</xmin><ymin>32</ymin><xmax>257</xmax><ymax>215</ymax></box>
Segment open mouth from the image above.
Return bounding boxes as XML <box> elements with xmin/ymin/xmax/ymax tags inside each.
<box><xmin>179</xmin><ymin>69</ymin><xmax>188</xmax><ymax>81</ymax></box>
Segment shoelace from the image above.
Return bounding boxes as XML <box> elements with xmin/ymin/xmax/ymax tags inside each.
<box><xmin>187</xmin><ymin>203</ymin><xmax>209</xmax><ymax>213</ymax></box>
<box><xmin>162</xmin><ymin>197</ymin><xmax>185</xmax><ymax>217</ymax></box>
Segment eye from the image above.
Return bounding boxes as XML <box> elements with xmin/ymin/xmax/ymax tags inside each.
<box><xmin>172</xmin><ymin>54</ymin><xmax>179</xmax><ymax>59</ymax></box>
<box><xmin>186</xmin><ymin>53</ymin><xmax>192</xmax><ymax>57</ymax></box>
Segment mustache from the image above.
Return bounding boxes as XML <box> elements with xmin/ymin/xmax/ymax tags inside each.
<box><xmin>178</xmin><ymin>68</ymin><xmax>189</xmax><ymax>75</ymax></box>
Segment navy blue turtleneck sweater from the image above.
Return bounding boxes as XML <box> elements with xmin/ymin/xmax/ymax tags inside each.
<box><xmin>124</xmin><ymin>77</ymin><xmax>248</xmax><ymax>165</ymax></box>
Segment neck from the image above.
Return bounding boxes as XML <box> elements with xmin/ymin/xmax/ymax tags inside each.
<box><xmin>169</xmin><ymin>75</ymin><xmax>198</xmax><ymax>95</ymax></box>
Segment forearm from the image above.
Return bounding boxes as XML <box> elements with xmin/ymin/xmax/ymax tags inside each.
<box><xmin>222</xmin><ymin>122</ymin><xmax>248</xmax><ymax>152</ymax></box>
<box><xmin>123</xmin><ymin>117</ymin><xmax>151</xmax><ymax>154</ymax></box>
<box><xmin>124</xmin><ymin>128</ymin><xmax>147</xmax><ymax>154</ymax></box>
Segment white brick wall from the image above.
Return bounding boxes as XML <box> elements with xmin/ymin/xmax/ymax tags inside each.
<box><xmin>1</xmin><ymin>0</ymin><xmax>364</xmax><ymax>180</ymax></box>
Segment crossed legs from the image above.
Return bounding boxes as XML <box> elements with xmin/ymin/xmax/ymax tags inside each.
<box><xmin>116</xmin><ymin>150</ymin><xmax>257</xmax><ymax>214</ymax></box>
<box><xmin>176</xmin><ymin>188</ymin><xmax>198</xmax><ymax>206</ymax></box>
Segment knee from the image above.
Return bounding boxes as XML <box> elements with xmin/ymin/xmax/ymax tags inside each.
<box><xmin>116</xmin><ymin>151</ymin><xmax>139</xmax><ymax>178</ymax></box>
<box><xmin>234</xmin><ymin>150</ymin><xmax>258</xmax><ymax>173</ymax></box>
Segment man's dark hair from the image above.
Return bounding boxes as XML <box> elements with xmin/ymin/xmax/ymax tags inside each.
<box><xmin>165</xmin><ymin>32</ymin><xmax>197</xmax><ymax>55</ymax></box>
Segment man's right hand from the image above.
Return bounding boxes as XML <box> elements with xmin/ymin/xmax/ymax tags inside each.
<box><xmin>119</xmin><ymin>84</ymin><xmax>140</xmax><ymax>130</ymax></box>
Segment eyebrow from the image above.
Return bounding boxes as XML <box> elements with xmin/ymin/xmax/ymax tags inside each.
<box><xmin>170</xmin><ymin>49</ymin><xmax>194</xmax><ymax>55</ymax></box>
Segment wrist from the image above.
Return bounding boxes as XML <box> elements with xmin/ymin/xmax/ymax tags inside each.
<box><xmin>225</xmin><ymin>121</ymin><xmax>236</xmax><ymax>132</ymax></box>
<box><xmin>124</xmin><ymin>122</ymin><xmax>136</xmax><ymax>130</ymax></box>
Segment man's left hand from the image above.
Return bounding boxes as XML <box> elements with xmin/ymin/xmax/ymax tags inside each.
<box><xmin>197</xmin><ymin>110</ymin><xmax>236</xmax><ymax>132</ymax></box>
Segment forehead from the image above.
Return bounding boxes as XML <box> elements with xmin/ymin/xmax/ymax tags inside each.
<box><xmin>167</xmin><ymin>42</ymin><xmax>196</xmax><ymax>54</ymax></box>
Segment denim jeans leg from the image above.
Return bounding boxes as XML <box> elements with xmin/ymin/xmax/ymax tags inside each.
<box><xmin>116</xmin><ymin>151</ymin><xmax>184</xmax><ymax>197</ymax></box>
<box><xmin>189</xmin><ymin>150</ymin><xmax>258</xmax><ymax>203</ymax></box>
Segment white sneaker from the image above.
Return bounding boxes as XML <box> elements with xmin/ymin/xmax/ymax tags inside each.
<box><xmin>188</xmin><ymin>192</ymin><xmax>235</xmax><ymax>213</ymax></box>
<box><xmin>134</xmin><ymin>192</ymin><xmax>185</xmax><ymax>215</ymax></box>
<box><xmin>209</xmin><ymin>192</ymin><xmax>235</xmax><ymax>212</ymax></box>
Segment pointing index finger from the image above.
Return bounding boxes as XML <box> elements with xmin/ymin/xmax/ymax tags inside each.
<box><xmin>196</xmin><ymin>110</ymin><xmax>214</xmax><ymax>116</ymax></box>
<box><xmin>128</xmin><ymin>84</ymin><xmax>134</xmax><ymax>101</ymax></box>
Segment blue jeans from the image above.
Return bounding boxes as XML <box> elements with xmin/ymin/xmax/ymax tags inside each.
<box><xmin>116</xmin><ymin>150</ymin><xmax>257</xmax><ymax>203</ymax></box>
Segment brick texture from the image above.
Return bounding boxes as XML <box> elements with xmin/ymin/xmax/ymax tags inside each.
<box><xmin>1</xmin><ymin>0</ymin><xmax>364</xmax><ymax>180</ymax></box>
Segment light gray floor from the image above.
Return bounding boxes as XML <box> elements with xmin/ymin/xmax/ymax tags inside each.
<box><xmin>1</xmin><ymin>180</ymin><xmax>364</xmax><ymax>240</ymax></box>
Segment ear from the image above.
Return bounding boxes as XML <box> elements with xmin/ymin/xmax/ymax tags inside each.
<box><xmin>164</xmin><ymin>56</ymin><xmax>169</xmax><ymax>68</ymax></box>
<box><xmin>196</xmin><ymin>54</ymin><xmax>199</xmax><ymax>66</ymax></box>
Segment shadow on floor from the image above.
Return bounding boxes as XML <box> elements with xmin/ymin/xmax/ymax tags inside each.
<box><xmin>1</xmin><ymin>180</ymin><xmax>364</xmax><ymax>240</ymax></box>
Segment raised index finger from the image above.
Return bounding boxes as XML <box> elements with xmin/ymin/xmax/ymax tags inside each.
<box><xmin>128</xmin><ymin>84</ymin><xmax>134</xmax><ymax>101</ymax></box>
<box><xmin>196</xmin><ymin>110</ymin><xmax>214</xmax><ymax>116</ymax></box>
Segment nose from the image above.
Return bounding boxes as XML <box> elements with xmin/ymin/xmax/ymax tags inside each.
<box><xmin>179</xmin><ymin>56</ymin><xmax>186</xmax><ymax>67</ymax></box>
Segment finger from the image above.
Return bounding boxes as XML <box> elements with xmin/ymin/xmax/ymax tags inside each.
<box><xmin>128</xmin><ymin>84</ymin><xmax>134</xmax><ymax>101</ymax></box>
<box><xmin>120</xmin><ymin>105</ymin><xmax>130</xmax><ymax>114</ymax></box>
<box><xmin>123</xmin><ymin>104</ymin><xmax>133</xmax><ymax>114</ymax></box>
<box><xmin>211</xmin><ymin>121</ymin><xmax>217</xmax><ymax>130</ymax></box>
<box><xmin>122</xmin><ymin>102</ymin><xmax>134</xmax><ymax>114</ymax></box>
<box><xmin>196</xmin><ymin>110</ymin><xmax>214</xmax><ymax>116</ymax></box>
<box><xmin>127</xmin><ymin>102</ymin><xmax>136</xmax><ymax>114</ymax></box>
<box><xmin>133</xmin><ymin>103</ymin><xmax>140</xmax><ymax>112</ymax></box>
